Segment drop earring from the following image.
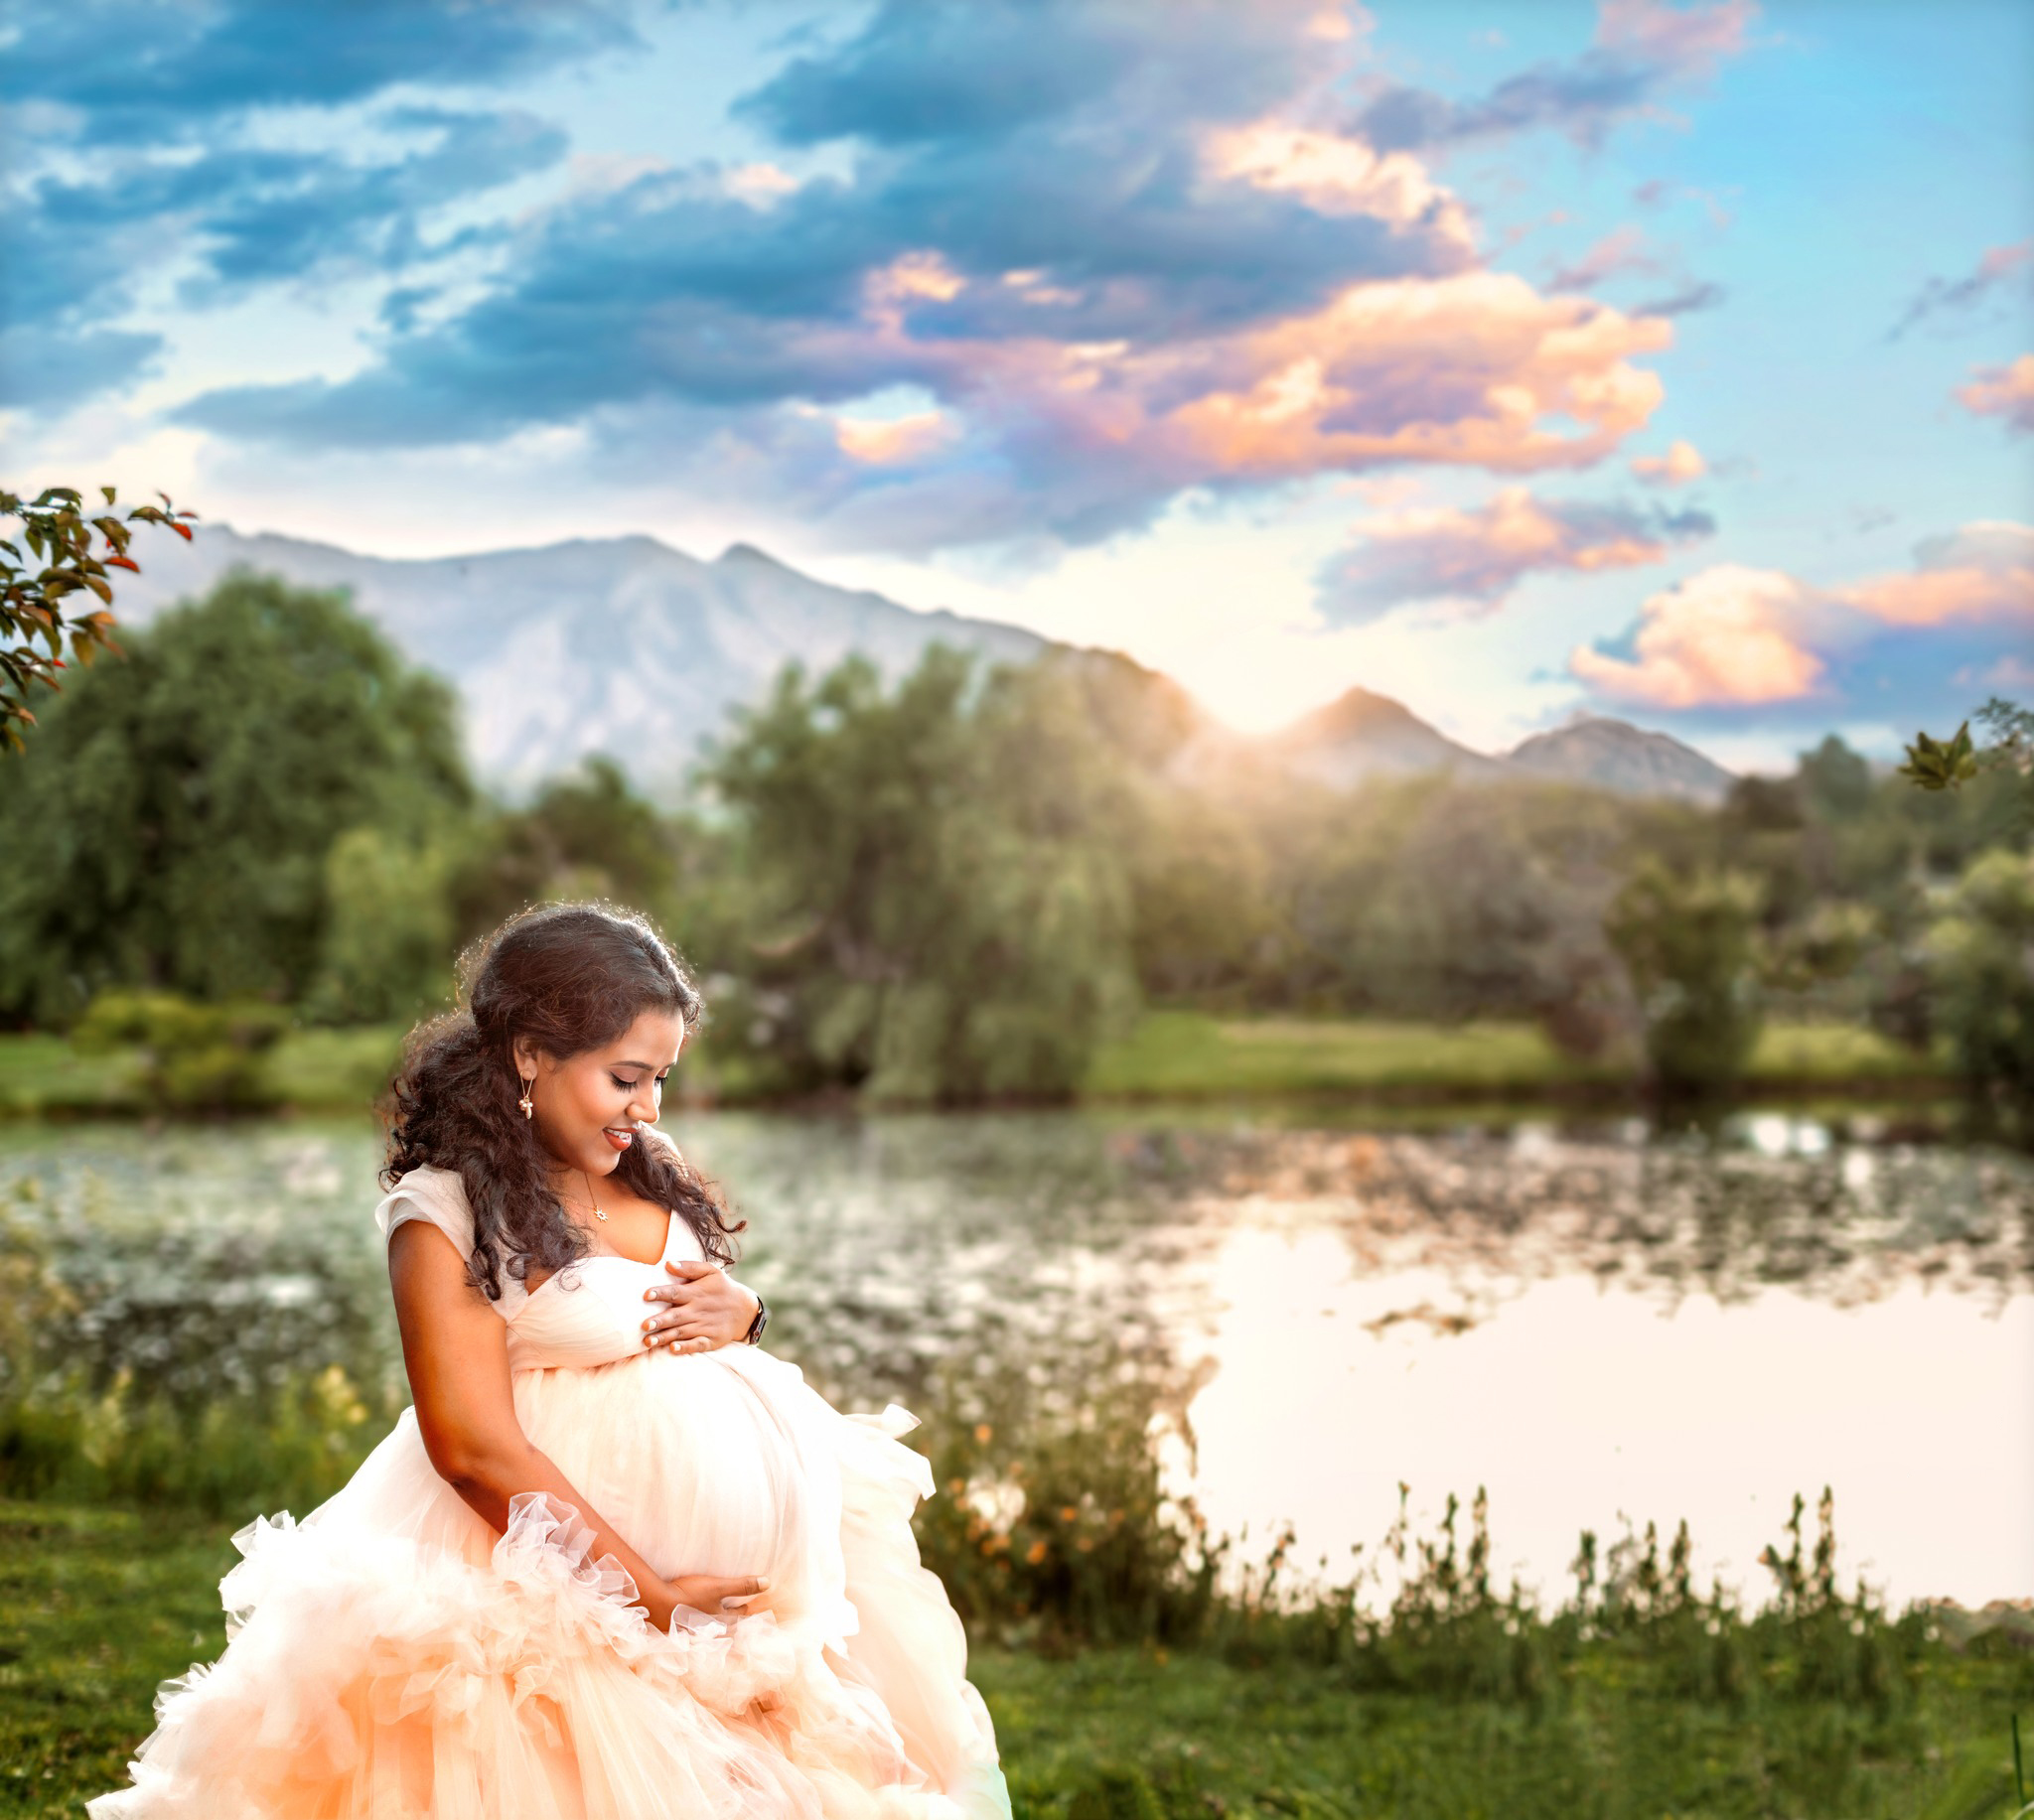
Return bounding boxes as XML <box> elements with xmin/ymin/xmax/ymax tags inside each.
<box><xmin>517</xmin><ymin>1076</ymin><xmax>535</xmax><ymax>1120</ymax></box>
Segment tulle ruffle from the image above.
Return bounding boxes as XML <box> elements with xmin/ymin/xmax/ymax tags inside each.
<box><xmin>88</xmin><ymin>1487</ymin><xmax>976</xmax><ymax>1820</ymax></box>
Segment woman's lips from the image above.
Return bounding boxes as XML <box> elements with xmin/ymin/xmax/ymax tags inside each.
<box><xmin>603</xmin><ymin>1127</ymin><xmax>635</xmax><ymax>1153</ymax></box>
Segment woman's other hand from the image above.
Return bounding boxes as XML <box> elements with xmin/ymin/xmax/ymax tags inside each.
<box><xmin>645</xmin><ymin>1573</ymin><xmax>771</xmax><ymax>1629</ymax></box>
<box><xmin>642</xmin><ymin>1259</ymin><xmax>761</xmax><ymax>1353</ymax></box>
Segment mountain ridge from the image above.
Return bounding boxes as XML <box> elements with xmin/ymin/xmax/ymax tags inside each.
<box><xmin>107</xmin><ymin>523</ymin><xmax>1735</xmax><ymax>801</ymax></box>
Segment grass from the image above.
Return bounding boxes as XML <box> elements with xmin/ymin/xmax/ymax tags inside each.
<box><xmin>3</xmin><ymin>1500</ymin><xmax>2024</xmax><ymax>1820</ymax></box>
<box><xmin>1085</xmin><ymin>1011</ymin><xmax>1949</xmax><ymax>1104</ymax></box>
<box><xmin>0</xmin><ymin>1015</ymin><xmax>1956</xmax><ymax>1119</ymax></box>
<box><xmin>0</xmin><ymin>1024</ymin><xmax>402</xmax><ymax>1118</ymax></box>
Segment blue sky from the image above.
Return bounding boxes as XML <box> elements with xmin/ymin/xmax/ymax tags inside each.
<box><xmin>4</xmin><ymin>0</ymin><xmax>2028</xmax><ymax>766</ymax></box>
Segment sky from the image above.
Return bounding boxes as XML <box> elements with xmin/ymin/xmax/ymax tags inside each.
<box><xmin>4</xmin><ymin>0</ymin><xmax>2030</xmax><ymax>768</ymax></box>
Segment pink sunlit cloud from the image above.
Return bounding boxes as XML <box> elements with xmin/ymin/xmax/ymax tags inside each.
<box><xmin>1571</xmin><ymin>521</ymin><xmax>2034</xmax><ymax>709</ymax></box>
<box><xmin>1318</xmin><ymin>484</ymin><xmax>1712</xmax><ymax>622</ymax></box>
<box><xmin>1630</xmin><ymin>438</ymin><xmax>1707</xmax><ymax>485</ymax></box>
<box><xmin>1956</xmin><ymin>354</ymin><xmax>2034</xmax><ymax>435</ymax></box>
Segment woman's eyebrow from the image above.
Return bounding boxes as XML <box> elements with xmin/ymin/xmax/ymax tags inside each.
<box><xmin>611</xmin><ymin>1059</ymin><xmax>673</xmax><ymax>1072</ymax></box>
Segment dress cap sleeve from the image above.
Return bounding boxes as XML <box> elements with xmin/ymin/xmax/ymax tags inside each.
<box><xmin>375</xmin><ymin>1166</ymin><xmax>527</xmax><ymax>1318</ymax></box>
<box><xmin>374</xmin><ymin>1165</ymin><xmax>478</xmax><ymax>1260</ymax></box>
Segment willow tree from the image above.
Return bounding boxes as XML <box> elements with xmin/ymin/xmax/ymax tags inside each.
<box><xmin>703</xmin><ymin>647</ymin><xmax>1140</xmax><ymax>1102</ymax></box>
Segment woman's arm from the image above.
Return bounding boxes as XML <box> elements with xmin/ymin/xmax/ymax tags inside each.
<box><xmin>387</xmin><ymin>1220</ymin><xmax>767</xmax><ymax>1629</ymax></box>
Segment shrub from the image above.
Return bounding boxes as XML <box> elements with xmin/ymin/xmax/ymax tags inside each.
<box><xmin>72</xmin><ymin>989</ymin><xmax>288</xmax><ymax>1110</ymax></box>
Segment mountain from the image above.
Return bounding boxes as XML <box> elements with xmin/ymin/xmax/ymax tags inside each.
<box><xmin>1506</xmin><ymin>716</ymin><xmax>1736</xmax><ymax>803</ymax></box>
<box><xmin>107</xmin><ymin>524</ymin><xmax>1736</xmax><ymax>802</ymax></box>
<box><xmin>1263</xmin><ymin>687</ymin><xmax>1505</xmax><ymax>788</ymax></box>
<box><xmin>109</xmin><ymin>525</ymin><xmax>1051</xmax><ymax>794</ymax></box>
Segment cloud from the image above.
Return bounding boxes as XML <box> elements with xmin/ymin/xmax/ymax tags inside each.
<box><xmin>1631</xmin><ymin>279</ymin><xmax>1726</xmax><ymax>317</ymax></box>
<box><xmin>1571</xmin><ymin>565</ymin><xmax>1829</xmax><ymax>706</ymax></box>
<box><xmin>4</xmin><ymin>0</ymin><xmax>638</xmax><ymax>142</ymax></box>
<box><xmin>1630</xmin><ymin>438</ymin><xmax>1706</xmax><ymax>484</ymax></box>
<box><xmin>0</xmin><ymin>0</ymin><xmax>613</xmax><ymax>409</ymax></box>
<box><xmin>1571</xmin><ymin>521</ymin><xmax>2034</xmax><ymax>711</ymax></box>
<box><xmin>1956</xmin><ymin>353</ymin><xmax>2034</xmax><ymax>435</ymax></box>
<box><xmin>1889</xmin><ymin>241</ymin><xmax>2032</xmax><ymax>340</ymax></box>
<box><xmin>3</xmin><ymin>105</ymin><xmax>567</xmax><ymax>410</ymax></box>
<box><xmin>1547</xmin><ymin>225</ymin><xmax>1662</xmax><ymax>292</ymax></box>
<box><xmin>1353</xmin><ymin>0</ymin><xmax>1758</xmax><ymax>153</ymax></box>
<box><xmin>1316</xmin><ymin>485</ymin><xmax>1713</xmax><ymax>622</ymax></box>
<box><xmin>0</xmin><ymin>322</ymin><xmax>162</xmax><ymax>412</ymax></box>
<box><xmin>735</xmin><ymin>4</ymin><xmax>1148</xmax><ymax>148</ymax></box>
<box><xmin>170</xmin><ymin>2</ymin><xmax>1683</xmax><ymax>554</ymax></box>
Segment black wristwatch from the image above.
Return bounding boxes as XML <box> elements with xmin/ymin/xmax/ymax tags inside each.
<box><xmin>742</xmin><ymin>1290</ymin><xmax>769</xmax><ymax>1345</ymax></box>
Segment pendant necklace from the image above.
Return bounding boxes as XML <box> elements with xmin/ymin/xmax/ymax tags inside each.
<box><xmin>583</xmin><ymin>1169</ymin><xmax>609</xmax><ymax>1221</ymax></box>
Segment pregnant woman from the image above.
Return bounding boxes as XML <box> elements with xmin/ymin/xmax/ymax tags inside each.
<box><xmin>90</xmin><ymin>903</ymin><xmax>1009</xmax><ymax>1820</ymax></box>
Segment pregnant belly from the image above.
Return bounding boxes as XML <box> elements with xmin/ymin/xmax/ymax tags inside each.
<box><xmin>511</xmin><ymin>1349</ymin><xmax>814</xmax><ymax>1595</ymax></box>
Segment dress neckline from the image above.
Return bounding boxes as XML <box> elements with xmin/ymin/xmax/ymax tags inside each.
<box><xmin>521</xmin><ymin>1208</ymin><xmax>678</xmax><ymax>1303</ymax></box>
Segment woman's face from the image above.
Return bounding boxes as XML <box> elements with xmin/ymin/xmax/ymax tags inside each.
<box><xmin>512</xmin><ymin>1007</ymin><xmax>686</xmax><ymax>1180</ymax></box>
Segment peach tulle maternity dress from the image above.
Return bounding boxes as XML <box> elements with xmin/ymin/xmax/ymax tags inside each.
<box><xmin>88</xmin><ymin>1164</ymin><xmax>1011</xmax><ymax>1820</ymax></box>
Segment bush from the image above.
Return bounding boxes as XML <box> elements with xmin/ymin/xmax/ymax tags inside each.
<box><xmin>72</xmin><ymin>989</ymin><xmax>288</xmax><ymax>1110</ymax></box>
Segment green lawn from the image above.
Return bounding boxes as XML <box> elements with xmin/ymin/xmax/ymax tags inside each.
<box><xmin>1084</xmin><ymin>1011</ymin><xmax>1949</xmax><ymax>1103</ymax></box>
<box><xmin>1</xmin><ymin>1501</ymin><xmax>2021</xmax><ymax>1820</ymax></box>
<box><xmin>0</xmin><ymin>1015</ymin><xmax>1955</xmax><ymax>1119</ymax></box>
<box><xmin>0</xmin><ymin>1025</ymin><xmax>403</xmax><ymax>1118</ymax></box>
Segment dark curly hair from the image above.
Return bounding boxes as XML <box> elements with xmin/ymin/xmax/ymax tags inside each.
<box><xmin>382</xmin><ymin>902</ymin><xmax>743</xmax><ymax>1300</ymax></box>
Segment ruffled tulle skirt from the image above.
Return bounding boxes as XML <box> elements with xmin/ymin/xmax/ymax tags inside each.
<box><xmin>87</xmin><ymin>1347</ymin><xmax>1009</xmax><ymax>1820</ymax></box>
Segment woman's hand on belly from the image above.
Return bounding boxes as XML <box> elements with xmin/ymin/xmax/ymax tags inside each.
<box><xmin>648</xmin><ymin>1571</ymin><xmax>772</xmax><ymax>1629</ymax></box>
<box><xmin>642</xmin><ymin>1259</ymin><xmax>762</xmax><ymax>1354</ymax></box>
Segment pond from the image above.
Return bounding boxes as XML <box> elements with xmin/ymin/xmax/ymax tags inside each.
<box><xmin>2</xmin><ymin>1105</ymin><xmax>2028</xmax><ymax>1612</ymax></box>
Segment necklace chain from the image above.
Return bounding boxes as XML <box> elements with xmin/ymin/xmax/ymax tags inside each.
<box><xmin>560</xmin><ymin>1168</ymin><xmax>608</xmax><ymax>1224</ymax></box>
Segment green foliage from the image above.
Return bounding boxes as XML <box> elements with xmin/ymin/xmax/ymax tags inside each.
<box><xmin>1605</xmin><ymin>859</ymin><xmax>1766</xmax><ymax>1095</ymax></box>
<box><xmin>454</xmin><ymin>756</ymin><xmax>684</xmax><ymax>934</ymax></box>
<box><xmin>1902</xmin><ymin>721</ymin><xmax>1981</xmax><ymax>791</ymax></box>
<box><xmin>0</xmin><ymin>556</ymin><xmax>2024</xmax><ymax>1122</ymax></box>
<box><xmin>71</xmin><ymin>990</ymin><xmax>287</xmax><ymax>1111</ymax></box>
<box><xmin>1926</xmin><ymin>847</ymin><xmax>2034</xmax><ymax>1134</ymax></box>
<box><xmin>7</xmin><ymin>1510</ymin><xmax>2023</xmax><ymax>1820</ymax></box>
<box><xmin>0</xmin><ymin>572</ymin><xmax>473</xmax><ymax>1026</ymax></box>
<box><xmin>913</xmin><ymin>1349</ymin><xmax>1222</xmax><ymax>1648</ymax></box>
<box><xmin>311</xmin><ymin>827</ymin><xmax>462</xmax><ymax>1025</ymax></box>
<box><xmin>703</xmin><ymin>648</ymin><xmax>1139</xmax><ymax>1101</ymax></box>
<box><xmin>1903</xmin><ymin>700</ymin><xmax>2033</xmax><ymax>832</ymax></box>
<box><xmin>0</xmin><ymin>485</ymin><xmax>196</xmax><ymax>753</ymax></box>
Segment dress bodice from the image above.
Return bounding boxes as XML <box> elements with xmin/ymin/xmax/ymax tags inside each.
<box><xmin>374</xmin><ymin>1161</ymin><xmax>710</xmax><ymax>1373</ymax></box>
<box><xmin>504</xmin><ymin>1215</ymin><xmax>704</xmax><ymax>1371</ymax></box>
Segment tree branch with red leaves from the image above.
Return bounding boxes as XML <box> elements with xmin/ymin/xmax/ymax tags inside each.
<box><xmin>1</xmin><ymin>485</ymin><xmax>199</xmax><ymax>753</ymax></box>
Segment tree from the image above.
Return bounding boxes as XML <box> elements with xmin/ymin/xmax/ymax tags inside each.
<box><xmin>0</xmin><ymin>572</ymin><xmax>472</xmax><ymax>1025</ymax></box>
<box><xmin>452</xmin><ymin>757</ymin><xmax>682</xmax><ymax>939</ymax></box>
<box><xmin>1925</xmin><ymin>847</ymin><xmax>2034</xmax><ymax>1136</ymax></box>
<box><xmin>1</xmin><ymin>486</ymin><xmax>196</xmax><ymax>752</ymax></box>
<box><xmin>702</xmin><ymin>647</ymin><xmax>1138</xmax><ymax>1101</ymax></box>
<box><xmin>1604</xmin><ymin>859</ymin><xmax>1766</xmax><ymax>1096</ymax></box>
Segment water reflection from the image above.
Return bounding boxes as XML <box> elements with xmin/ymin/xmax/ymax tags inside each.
<box><xmin>2</xmin><ymin>1108</ymin><xmax>2028</xmax><ymax>1606</ymax></box>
